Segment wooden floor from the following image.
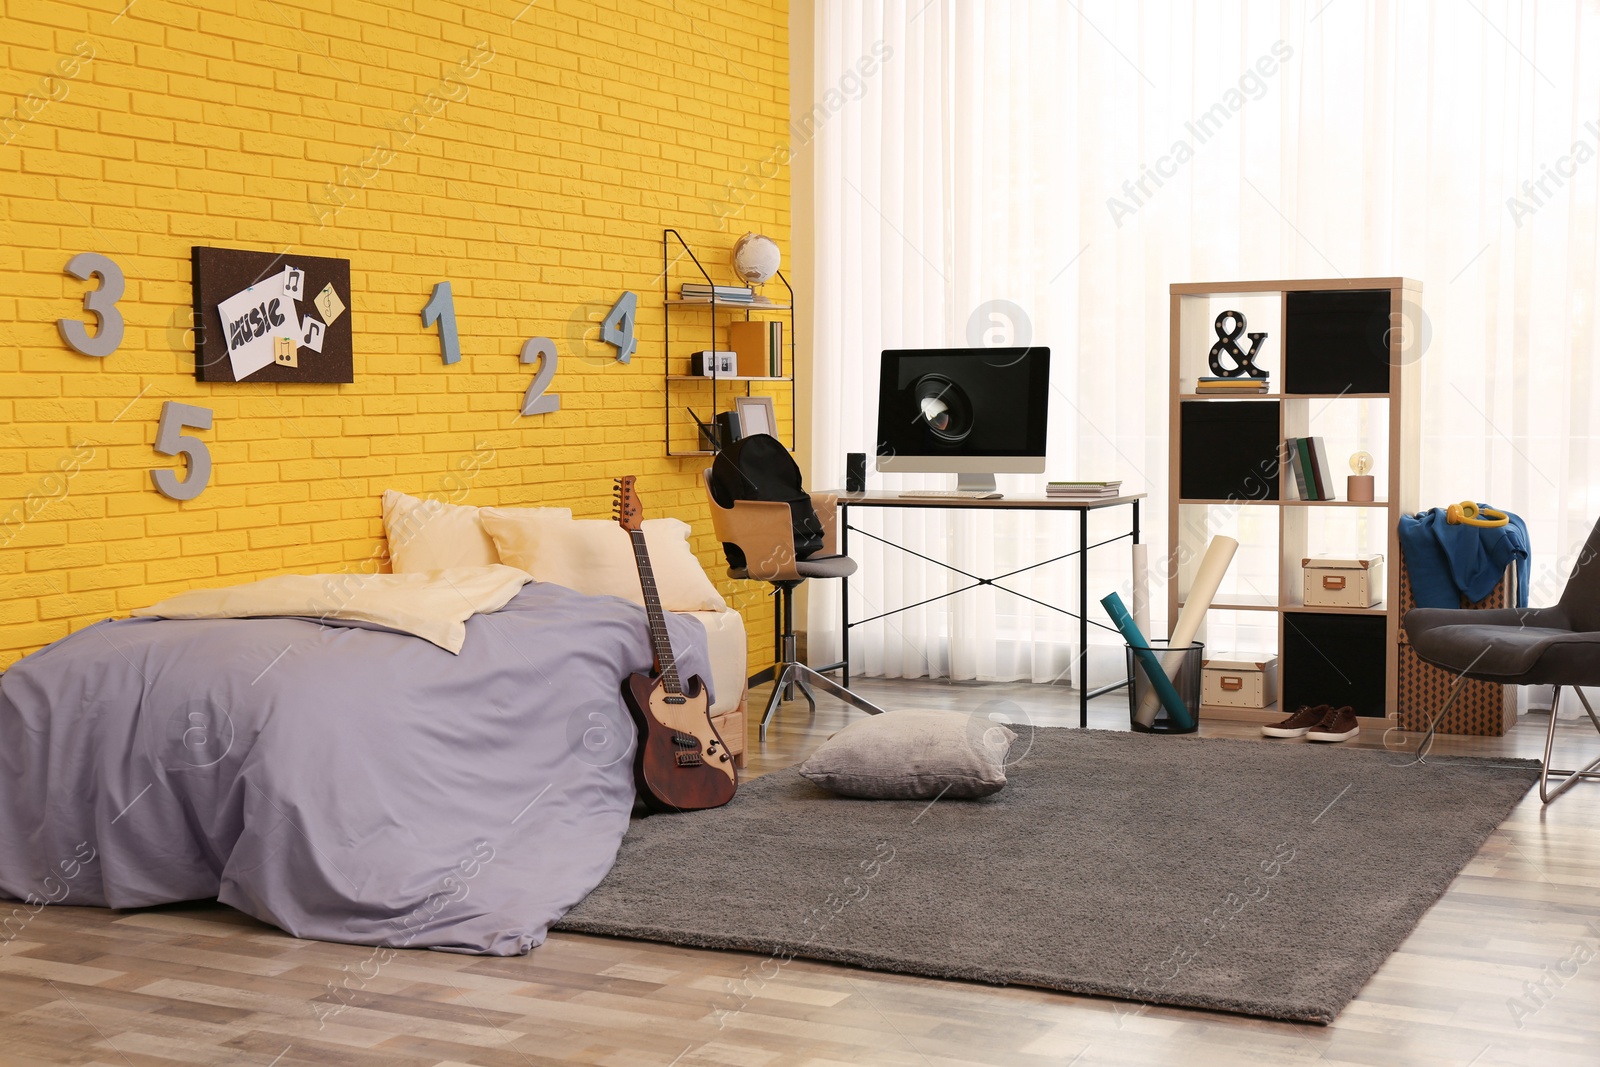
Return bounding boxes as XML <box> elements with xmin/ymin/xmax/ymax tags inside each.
<box><xmin>3</xmin><ymin>678</ymin><xmax>1598</xmax><ymax>1066</ymax></box>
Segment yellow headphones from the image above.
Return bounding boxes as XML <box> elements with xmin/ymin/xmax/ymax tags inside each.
<box><xmin>1445</xmin><ymin>501</ymin><xmax>1509</xmax><ymax>528</ymax></box>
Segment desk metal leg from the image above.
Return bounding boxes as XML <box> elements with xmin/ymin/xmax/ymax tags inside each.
<box><xmin>1079</xmin><ymin>508</ymin><xmax>1089</xmax><ymax>728</ymax></box>
<box><xmin>841</xmin><ymin>509</ymin><xmax>851</xmax><ymax>688</ymax></box>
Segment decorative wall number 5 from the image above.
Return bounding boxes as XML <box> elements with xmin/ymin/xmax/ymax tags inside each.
<box><xmin>520</xmin><ymin>338</ymin><xmax>560</xmax><ymax>416</ymax></box>
<box><xmin>600</xmin><ymin>291</ymin><xmax>637</xmax><ymax>363</ymax></box>
<box><xmin>150</xmin><ymin>401</ymin><xmax>214</xmax><ymax>501</ymax></box>
<box><xmin>421</xmin><ymin>281</ymin><xmax>461</xmax><ymax>365</ymax></box>
<box><xmin>58</xmin><ymin>252</ymin><xmax>125</xmax><ymax>357</ymax></box>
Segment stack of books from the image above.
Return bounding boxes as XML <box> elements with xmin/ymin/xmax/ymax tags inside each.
<box><xmin>728</xmin><ymin>320</ymin><xmax>783</xmax><ymax>377</ymax></box>
<box><xmin>1284</xmin><ymin>437</ymin><xmax>1335</xmax><ymax>500</ymax></box>
<box><xmin>1046</xmin><ymin>480</ymin><xmax>1122</xmax><ymax>499</ymax></box>
<box><xmin>1196</xmin><ymin>375</ymin><xmax>1270</xmax><ymax>394</ymax></box>
<box><xmin>681</xmin><ymin>283</ymin><xmax>755</xmax><ymax>303</ymax></box>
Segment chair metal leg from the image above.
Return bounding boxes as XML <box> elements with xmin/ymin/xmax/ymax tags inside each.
<box><xmin>759</xmin><ymin>663</ymin><xmax>794</xmax><ymax>742</ymax></box>
<box><xmin>787</xmin><ymin>663</ymin><xmax>888</xmax><ymax>719</ymax></box>
<box><xmin>794</xmin><ymin>673</ymin><xmax>817</xmax><ymax>714</ymax></box>
<box><xmin>1540</xmin><ymin>685</ymin><xmax>1600</xmax><ymax>804</ymax></box>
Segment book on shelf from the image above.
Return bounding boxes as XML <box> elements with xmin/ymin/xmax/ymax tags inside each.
<box><xmin>1285</xmin><ymin>437</ymin><xmax>1310</xmax><ymax>499</ymax></box>
<box><xmin>1196</xmin><ymin>376</ymin><xmax>1269</xmax><ymax>393</ymax></box>
<box><xmin>1308</xmin><ymin>436</ymin><xmax>1334</xmax><ymax>500</ymax></box>
<box><xmin>728</xmin><ymin>319</ymin><xmax>783</xmax><ymax>377</ymax></box>
<box><xmin>1284</xmin><ymin>436</ymin><xmax>1334</xmax><ymax>499</ymax></box>
<box><xmin>681</xmin><ymin>283</ymin><xmax>756</xmax><ymax>302</ymax></box>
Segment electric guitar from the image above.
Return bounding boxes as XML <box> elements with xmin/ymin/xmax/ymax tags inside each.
<box><xmin>613</xmin><ymin>476</ymin><xmax>737</xmax><ymax>812</ymax></box>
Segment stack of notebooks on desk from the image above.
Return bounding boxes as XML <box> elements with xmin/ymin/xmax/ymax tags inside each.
<box><xmin>1284</xmin><ymin>436</ymin><xmax>1335</xmax><ymax>499</ymax></box>
<box><xmin>1196</xmin><ymin>375</ymin><xmax>1270</xmax><ymax>394</ymax></box>
<box><xmin>1046</xmin><ymin>480</ymin><xmax>1121</xmax><ymax>499</ymax></box>
<box><xmin>681</xmin><ymin>283</ymin><xmax>755</xmax><ymax>303</ymax></box>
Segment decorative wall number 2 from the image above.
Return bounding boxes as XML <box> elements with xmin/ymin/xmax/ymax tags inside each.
<box><xmin>150</xmin><ymin>401</ymin><xmax>214</xmax><ymax>501</ymax></box>
<box><xmin>58</xmin><ymin>252</ymin><xmax>125</xmax><ymax>358</ymax></box>
<box><xmin>421</xmin><ymin>281</ymin><xmax>461</xmax><ymax>365</ymax></box>
<box><xmin>520</xmin><ymin>338</ymin><xmax>560</xmax><ymax>416</ymax></box>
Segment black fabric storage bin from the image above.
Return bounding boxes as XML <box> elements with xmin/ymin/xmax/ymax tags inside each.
<box><xmin>1284</xmin><ymin>290</ymin><xmax>1392</xmax><ymax>394</ymax></box>
<box><xmin>1178</xmin><ymin>400</ymin><xmax>1280</xmax><ymax>501</ymax></box>
<box><xmin>1281</xmin><ymin>612</ymin><xmax>1388</xmax><ymax>718</ymax></box>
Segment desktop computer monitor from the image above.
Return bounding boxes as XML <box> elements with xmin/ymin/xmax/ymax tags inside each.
<box><xmin>876</xmin><ymin>347</ymin><xmax>1050</xmax><ymax>494</ymax></box>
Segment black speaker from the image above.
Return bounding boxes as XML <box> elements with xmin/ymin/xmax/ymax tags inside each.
<box><xmin>846</xmin><ymin>452</ymin><xmax>866</xmax><ymax>493</ymax></box>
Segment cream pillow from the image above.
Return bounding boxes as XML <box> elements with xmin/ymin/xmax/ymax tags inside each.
<box><xmin>480</xmin><ymin>508</ymin><xmax>726</xmax><ymax>613</ymax></box>
<box><xmin>382</xmin><ymin>489</ymin><xmax>534</xmax><ymax>572</ymax></box>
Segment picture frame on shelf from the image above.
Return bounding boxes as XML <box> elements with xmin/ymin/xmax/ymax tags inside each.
<box><xmin>734</xmin><ymin>395</ymin><xmax>776</xmax><ymax>439</ymax></box>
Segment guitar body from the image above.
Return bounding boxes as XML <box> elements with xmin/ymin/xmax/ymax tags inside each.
<box><xmin>621</xmin><ymin>670</ymin><xmax>737</xmax><ymax>813</ymax></box>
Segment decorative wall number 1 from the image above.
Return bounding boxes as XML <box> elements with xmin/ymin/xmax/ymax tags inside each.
<box><xmin>600</xmin><ymin>291</ymin><xmax>637</xmax><ymax>363</ymax></box>
<box><xmin>421</xmin><ymin>281</ymin><xmax>461</xmax><ymax>365</ymax></box>
<box><xmin>150</xmin><ymin>401</ymin><xmax>214</xmax><ymax>501</ymax></box>
<box><xmin>58</xmin><ymin>252</ymin><xmax>125</xmax><ymax>358</ymax></box>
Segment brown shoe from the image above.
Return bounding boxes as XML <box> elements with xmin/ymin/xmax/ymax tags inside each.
<box><xmin>1261</xmin><ymin>704</ymin><xmax>1330</xmax><ymax>738</ymax></box>
<box><xmin>1306</xmin><ymin>705</ymin><xmax>1359</xmax><ymax>742</ymax></box>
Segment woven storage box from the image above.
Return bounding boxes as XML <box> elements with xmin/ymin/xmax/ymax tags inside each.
<box><xmin>1395</xmin><ymin>556</ymin><xmax>1517</xmax><ymax>736</ymax></box>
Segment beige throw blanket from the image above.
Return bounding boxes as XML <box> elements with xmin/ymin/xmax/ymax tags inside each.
<box><xmin>132</xmin><ymin>565</ymin><xmax>533</xmax><ymax>653</ymax></box>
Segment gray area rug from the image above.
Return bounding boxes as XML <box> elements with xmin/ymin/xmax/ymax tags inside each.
<box><xmin>556</xmin><ymin>727</ymin><xmax>1539</xmax><ymax>1023</ymax></box>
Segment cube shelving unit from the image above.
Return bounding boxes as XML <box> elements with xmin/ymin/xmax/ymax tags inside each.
<box><xmin>1167</xmin><ymin>277</ymin><xmax>1422</xmax><ymax>726</ymax></box>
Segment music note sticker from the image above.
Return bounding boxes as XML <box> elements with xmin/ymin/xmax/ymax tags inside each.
<box><xmin>300</xmin><ymin>315</ymin><xmax>325</xmax><ymax>353</ymax></box>
<box><xmin>273</xmin><ymin>335</ymin><xmax>298</xmax><ymax>367</ymax></box>
<box><xmin>314</xmin><ymin>283</ymin><xmax>345</xmax><ymax>325</ymax></box>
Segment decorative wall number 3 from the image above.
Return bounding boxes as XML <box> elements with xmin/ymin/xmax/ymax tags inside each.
<box><xmin>58</xmin><ymin>252</ymin><xmax>125</xmax><ymax>358</ymax></box>
<box><xmin>519</xmin><ymin>338</ymin><xmax>560</xmax><ymax>416</ymax></box>
<box><xmin>600</xmin><ymin>291</ymin><xmax>637</xmax><ymax>363</ymax></box>
<box><xmin>150</xmin><ymin>401</ymin><xmax>214</xmax><ymax>501</ymax></box>
<box><xmin>421</xmin><ymin>281</ymin><xmax>461</xmax><ymax>365</ymax></box>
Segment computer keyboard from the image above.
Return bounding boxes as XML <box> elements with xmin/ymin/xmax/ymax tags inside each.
<box><xmin>895</xmin><ymin>489</ymin><xmax>1004</xmax><ymax>500</ymax></box>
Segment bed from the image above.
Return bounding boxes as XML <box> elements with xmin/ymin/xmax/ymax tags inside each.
<box><xmin>0</xmin><ymin>492</ymin><xmax>751</xmax><ymax>956</ymax></box>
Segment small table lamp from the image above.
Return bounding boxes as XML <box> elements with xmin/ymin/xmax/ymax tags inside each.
<box><xmin>1348</xmin><ymin>451</ymin><xmax>1375</xmax><ymax>502</ymax></box>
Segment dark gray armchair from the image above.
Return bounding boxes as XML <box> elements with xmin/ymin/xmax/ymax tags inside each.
<box><xmin>1404</xmin><ymin>520</ymin><xmax>1600</xmax><ymax>803</ymax></box>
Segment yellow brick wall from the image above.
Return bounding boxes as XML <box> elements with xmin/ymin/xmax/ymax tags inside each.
<box><xmin>0</xmin><ymin>0</ymin><xmax>790</xmax><ymax>672</ymax></box>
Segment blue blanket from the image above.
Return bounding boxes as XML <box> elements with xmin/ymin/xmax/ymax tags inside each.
<box><xmin>0</xmin><ymin>582</ymin><xmax>712</xmax><ymax>956</ymax></box>
<box><xmin>1397</xmin><ymin>507</ymin><xmax>1530</xmax><ymax>608</ymax></box>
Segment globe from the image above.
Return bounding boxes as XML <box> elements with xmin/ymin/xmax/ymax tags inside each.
<box><xmin>732</xmin><ymin>232</ymin><xmax>781</xmax><ymax>286</ymax></box>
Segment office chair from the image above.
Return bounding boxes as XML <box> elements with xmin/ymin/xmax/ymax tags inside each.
<box><xmin>702</xmin><ymin>470</ymin><xmax>886</xmax><ymax>740</ymax></box>
<box><xmin>1404</xmin><ymin>515</ymin><xmax>1600</xmax><ymax>803</ymax></box>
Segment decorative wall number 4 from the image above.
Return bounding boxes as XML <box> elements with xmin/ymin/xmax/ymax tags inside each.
<box><xmin>520</xmin><ymin>337</ymin><xmax>560</xmax><ymax>416</ymax></box>
<box><xmin>58</xmin><ymin>252</ymin><xmax>125</xmax><ymax>358</ymax></box>
<box><xmin>600</xmin><ymin>291</ymin><xmax>637</xmax><ymax>363</ymax></box>
<box><xmin>150</xmin><ymin>401</ymin><xmax>214</xmax><ymax>501</ymax></box>
<box><xmin>421</xmin><ymin>281</ymin><xmax>461</xmax><ymax>365</ymax></box>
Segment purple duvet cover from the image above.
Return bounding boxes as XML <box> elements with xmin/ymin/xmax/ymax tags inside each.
<box><xmin>0</xmin><ymin>582</ymin><xmax>711</xmax><ymax>955</ymax></box>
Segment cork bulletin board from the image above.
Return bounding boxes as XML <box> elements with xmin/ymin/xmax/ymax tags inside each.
<box><xmin>192</xmin><ymin>246</ymin><xmax>353</xmax><ymax>383</ymax></box>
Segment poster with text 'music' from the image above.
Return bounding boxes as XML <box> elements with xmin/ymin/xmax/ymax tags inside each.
<box><xmin>216</xmin><ymin>269</ymin><xmax>297</xmax><ymax>381</ymax></box>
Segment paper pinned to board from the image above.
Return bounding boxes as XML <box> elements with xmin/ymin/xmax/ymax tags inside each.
<box><xmin>216</xmin><ymin>272</ymin><xmax>298</xmax><ymax>381</ymax></box>
<box><xmin>300</xmin><ymin>315</ymin><xmax>326</xmax><ymax>353</ymax></box>
<box><xmin>282</xmin><ymin>264</ymin><xmax>306</xmax><ymax>301</ymax></box>
<box><xmin>314</xmin><ymin>283</ymin><xmax>346</xmax><ymax>326</ymax></box>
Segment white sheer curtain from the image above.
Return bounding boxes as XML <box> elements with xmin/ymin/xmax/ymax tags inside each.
<box><xmin>805</xmin><ymin>0</ymin><xmax>1600</xmax><ymax>686</ymax></box>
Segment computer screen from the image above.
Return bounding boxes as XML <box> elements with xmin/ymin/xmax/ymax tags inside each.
<box><xmin>876</xmin><ymin>347</ymin><xmax>1050</xmax><ymax>491</ymax></box>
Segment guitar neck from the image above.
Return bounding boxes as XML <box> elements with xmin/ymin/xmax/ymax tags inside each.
<box><xmin>627</xmin><ymin>528</ymin><xmax>680</xmax><ymax>690</ymax></box>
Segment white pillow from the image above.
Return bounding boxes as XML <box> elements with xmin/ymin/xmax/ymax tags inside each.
<box><xmin>480</xmin><ymin>508</ymin><xmax>727</xmax><ymax>613</ymax></box>
<box><xmin>382</xmin><ymin>489</ymin><xmax>525</xmax><ymax>572</ymax></box>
